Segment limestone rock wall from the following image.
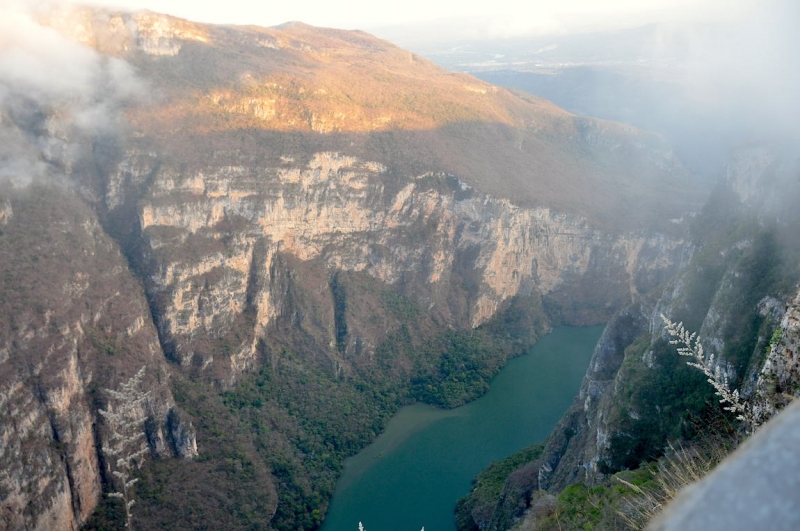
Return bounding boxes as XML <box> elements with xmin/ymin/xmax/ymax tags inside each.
<box><xmin>536</xmin><ymin>302</ymin><xmax>653</xmax><ymax>490</ymax></box>
<box><xmin>0</xmin><ymin>187</ymin><xmax>191</xmax><ymax>530</ymax></box>
<box><xmin>110</xmin><ymin>149</ymin><xmax>686</xmax><ymax>383</ymax></box>
<box><xmin>533</xmin><ymin>144</ymin><xmax>800</xmax><ymax>494</ymax></box>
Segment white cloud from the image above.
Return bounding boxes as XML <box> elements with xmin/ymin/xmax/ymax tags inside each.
<box><xmin>0</xmin><ymin>3</ymin><xmax>146</xmax><ymax>185</ymax></box>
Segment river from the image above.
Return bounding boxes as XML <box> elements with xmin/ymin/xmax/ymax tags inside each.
<box><xmin>321</xmin><ymin>325</ymin><xmax>604</xmax><ymax>531</ymax></box>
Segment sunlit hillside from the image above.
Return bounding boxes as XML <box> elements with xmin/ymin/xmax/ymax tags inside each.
<box><xmin>39</xmin><ymin>5</ymin><xmax>702</xmax><ymax>229</ymax></box>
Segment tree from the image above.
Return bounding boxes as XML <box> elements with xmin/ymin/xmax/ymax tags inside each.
<box><xmin>99</xmin><ymin>366</ymin><xmax>150</xmax><ymax>529</ymax></box>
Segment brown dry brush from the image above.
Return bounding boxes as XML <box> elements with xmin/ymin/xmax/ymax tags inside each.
<box><xmin>615</xmin><ymin>437</ymin><xmax>732</xmax><ymax>530</ymax></box>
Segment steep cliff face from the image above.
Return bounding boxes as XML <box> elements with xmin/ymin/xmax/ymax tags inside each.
<box><xmin>0</xmin><ymin>20</ymin><xmax>195</xmax><ymax>526</ymax></box>
<box><xmin>0</xmin><ymin>185</ymin><xmax>195</xmax><ymax>531</ymax></box>
<box><xmin>101</xmin><ymin>146</ymin><xmax>687</xmax><ymax>386</ymax></box>
<box><xmin>535</xmin><ymin>302</ymin><xmax>654</xmax><ymax>491</ymax></box>
<box><xmin>24</xmin><ymin>5</ymin><xmax>699</xmax><ymax>390</ymax></box>
<box><xmin>535</xmin><ymin>145</ymin><xmax>800</xmax><ymax>492</ymax></box>
<box><xmin>753</xmin><ymin>289</ymin><xmax>800</xmax><ymax>422</ymax></box>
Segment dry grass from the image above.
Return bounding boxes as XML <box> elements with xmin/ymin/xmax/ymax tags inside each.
<box><xmin>616</xmin><ymin>437</ymin><xmax>734</xmax><ymax>530</ymax></box>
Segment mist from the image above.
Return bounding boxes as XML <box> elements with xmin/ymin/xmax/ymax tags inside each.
<box><xmin>383</xmin><ymin>0</ymin><xmax>800</xmax><ymax>179</ymax></box>
<box><xmin>0</xmin><ymin>2</ymin><xmax>145</xmax><ymax>187</ymax></box>
<box><xmin>675</xmin><ymin>0</ymin><xmax>800</xmax><ymax>135</ymax></box>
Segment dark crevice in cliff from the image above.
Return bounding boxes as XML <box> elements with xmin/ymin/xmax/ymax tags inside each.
<box><xmin>88</xmin><ymin>142</ymin><xmax>179</xmax><ymax>367</ymax></box>
<box><xmin>330</xmin><ymin>271</ymin><xmax>349</xmax><ymax>354</ymax></box>
<box><xmin>89</xmin><ymin>384</ymin><xmax>114</xmax><ymax>491</ymax></box>
<box><xmin>448</xmin><ymin>243</ymin><xmax>482</xmax><ymax>327</ymax></box>
<box><xmin>245</xmin><ymin>238</ymin><xmax>268</xmax><ymax>312</ymax></box>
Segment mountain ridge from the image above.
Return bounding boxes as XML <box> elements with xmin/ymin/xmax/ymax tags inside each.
<box><xmin>37</xmin><ymin>4</ymin><xmax>700</xmax><ymax>229</ymax></box>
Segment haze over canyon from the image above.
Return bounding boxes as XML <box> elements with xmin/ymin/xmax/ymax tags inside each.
<box><xmin>1</xmin><ymin>2</ymin><xmax>798</xmax><ymax>530</ymax></box>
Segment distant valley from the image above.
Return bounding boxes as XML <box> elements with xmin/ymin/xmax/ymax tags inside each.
<box><xmin>383</xmin><ymin>21</ymin><xmax>799</xmax><ymax>180</ymax></box>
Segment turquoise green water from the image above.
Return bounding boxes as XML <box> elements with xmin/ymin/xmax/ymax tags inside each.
<box><xmin>321</xmin><ymin>325</ymin><xmax>604</xmax><ymax>531</ymax></box>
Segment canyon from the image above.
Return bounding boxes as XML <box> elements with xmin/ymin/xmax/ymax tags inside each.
<box><xmin>455</xmin><ymin>143</ymin><xmax>800</xmax><ymax>530</ymax></box>
<box><xmin>0</xmin><ymin>5</ymin><xmax>734</xmax><ymax>530</ymax></box>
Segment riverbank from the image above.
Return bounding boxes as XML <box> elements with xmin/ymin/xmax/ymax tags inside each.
<box><xmin>322</xmin><ymin>325</ymin><xmax>604</xmax><ymax>531</ymax></box>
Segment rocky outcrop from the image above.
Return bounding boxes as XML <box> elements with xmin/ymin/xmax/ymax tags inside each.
<box><xmin>105</xmin><ymin>148</ymin><xmax>687</xmax><ymax>385</ymax></box>
<box><xmin>748</xmin><ymin>289</ymin><xmax>800</xmax><ymax>426</ymax></box>
<box><xmin>0</xmin><ymin>186</ymin><xmax>194</xmax><ymax>530</ymax></box>
<box><xmin>533</xmin><ymin>144</ymin><xmax>800</xmax><ymax>493</ymax></box>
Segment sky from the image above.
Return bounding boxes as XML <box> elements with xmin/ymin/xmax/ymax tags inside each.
<box><xmin>76</xmin><ymin>0</ymin><xmax>747</xmax><ymax>35</ymax></box>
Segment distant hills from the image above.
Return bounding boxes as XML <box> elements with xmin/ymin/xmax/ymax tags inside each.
<box><xmin>39</xmin><ymin>6</ymin><xmax>701</xmax><ymax>229</ymax></box>
<box><xmin>385</xmin><ymin>17</ymin><xmax>800</xmax><ymax>180</ymax></box>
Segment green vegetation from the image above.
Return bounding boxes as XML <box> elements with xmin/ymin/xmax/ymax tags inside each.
<box><xmin>457</xmin><ymin>445</ymin><xmax>724</xmax><ymax>531</ymax></box>
<box><xmin>514</xmin><ymin>435</ymin><xmax>735</xmax><ymax>531</ymax></box>
<box><xmin>106</xmin><ymin>380</ymin><xmax>280</xmax><ymax>530</ymax></box>
<box><xmin>534</xmin><ymin>467</ymin><xmax>655</xmax><ymax>530</ymax></box>
<box><xmin>455</xmin><ymin>446</ymin><xmax>654</xmax><ymax>531</ymax></box>
<box><xmin>119</xmin><ymin>358</ymin><xmax>400</xmax><ymax>531</ymax></box>
<box><xmin>599</xmin><ymin>336</ymin><xmax>718</xmax><ymax>473</ymax></box>
<box><xmin>381</xmin><ymin>291</ymin><xmax>420</xmax><ymax>320</ymax></box>
<box><xmin>120</xmin><ymin>291</ymin><xmax>550</xmax><ymax>530</ymax></box>
<box><xmin>410</xmin><ymin>331</ymin><xmax>506</xmax><ymax>408</ymax></box>
<box><xmin>81</xmin><ymin>495</ymin><xmax>126</xmax><ymax>531</ymax></box>
<box><xmin>223</xmin><ymin>354</ymin><xmax>397</xmax><ymax>530</ymax></box>
<box><xmin>547</xmin><ymin>483</ymin><xmax>624</xmax><ymax>529</ymax></box>
<box><xmin>455</xmin><ymin>444</ymin><xmax>544</xmax><ymax>531</ymax></box>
